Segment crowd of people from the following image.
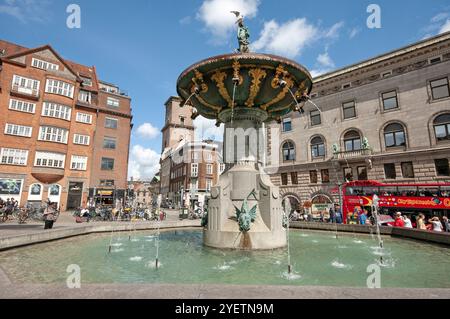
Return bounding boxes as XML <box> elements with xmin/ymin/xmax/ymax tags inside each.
<box><xmin>0</xmin><ymin>198</ymin><xmax>19</xmax><ymax>222</ymax></box>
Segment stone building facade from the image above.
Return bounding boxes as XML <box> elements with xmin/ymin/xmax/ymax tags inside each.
<box><xmin>160</xmin><ymin>97</ymin><xmax>224</xmax><ymax>208</ymax></box>
<box><xmin>267</xmin><ymin>32</ymin><xmax>450</xmax><ymax>214</ymax></box>
<box><xmin>0</xmin><ymin>40</ymin><xmax>132</xmax><ymax>210</ymax></box>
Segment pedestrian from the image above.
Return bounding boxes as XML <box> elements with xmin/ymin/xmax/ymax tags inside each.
<box><xmin>416</xmin><ymin>213</ymin><xmax>427</xmax><ymax>230</ymax></box>
<box><xmin>336</xmin><ymin>205</ymin><xmax>343</xmax><ymax>224</ymax></box>
<box><xmin>403</xmin><ymin>215</ymin><xmax>413</xmax><ymax>228</ymax></box>
<box><xmin>443</xmin><ymin>216</ymin><xmax>450</xmax><ymax>232</ymax></box>
<box><xmin>43</xmin><ymin>201</ymin><xmax>56</xmax><ymax>230</ymax></box>
<box><xmin>329</xmin><ymin>205</ymin><xmax>337</xmax><ymax>223</ymax></box>
<box><xmin>393</xmin><ymin>212</ymin><xmax>405</xmax><ymax>227</ymax></box>
<box><xmin>359</xmin><ymin>211</ymin><xmax>367</xmax><ymax>225</ymax></box>
<box><xmin>429</xmin><ymin>217</ymin><xmax>443</xmax><ymax>232</ymax></box>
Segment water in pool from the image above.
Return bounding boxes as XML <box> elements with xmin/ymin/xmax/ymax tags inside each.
<box><xmin>0</xmin><ymin>230</ymin><xmax>449</xmax><ymax>288</ymax></box>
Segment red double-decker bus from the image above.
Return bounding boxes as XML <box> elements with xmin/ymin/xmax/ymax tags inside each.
<box><xmin>341</xmin><ymin>180</ymin><xmax>450</xmax><ymax>224</ymax></box>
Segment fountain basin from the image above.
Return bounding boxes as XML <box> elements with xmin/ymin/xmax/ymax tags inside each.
<box><xmin>1</xmin><ymin>229</ymin><xmax>449</xmax><ymax>288</ymax></box>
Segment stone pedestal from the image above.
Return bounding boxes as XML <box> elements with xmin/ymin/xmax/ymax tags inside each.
<box><xmin>204</xmin><ymin>108</ymin><xmax>287</xmax><ymax>250</ymax></box>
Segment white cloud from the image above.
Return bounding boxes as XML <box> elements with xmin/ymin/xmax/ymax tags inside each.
<box><xmin>0</xmin><ymin>0</ymin><xmax>51</xmax><ymax>23</ymax></box>
<box><xmin>136</xmin><ymin>123</ymin><xmax>160</xmax><ymax>139</ymax></box>
<box><xmin>440</xmin><ymin>19</ymin><xmax>450</xmax><ymax>33</ymax></box>
<box><xmin>128</xmin><ymin>145</ymin><xmax>161</xmax><ymax>181</ymax></box>
<box><xmin>431</xmin><ymin>12</ymin><xmax>449</xmax><ymax>23</ymax></box>
<box><xmin>317</xmin><ymin>51</ymin><xmax>334</xmax><ymax>68</ymax></box>
<box><xmin>197</xmin><ymin>0</ymin><xmax>260</xmax><ymax>40</ymax></box>
<box><xmin>310</xmin><ymin>51</ymin><xmax>335</xmax><ymax>78</ymax></box>
<box><xmin>323</xmin><ymin>21</ymin><xmax>344</xmax><ymax>39</ymax></box>
<box><xmin>179</xmin><ymin>16</ymin><xmax>191</xmax><ymax>25</ymax></box>
<box><xmin>194</xmin><ymin>117</ymin><xmax>224</xmax><ymax>141</ymax></box>
<box><xmin>252</xmin><ymin>19</ymin><xmax>344</xmax><ymax>59</ymax></box>
<box><xmin>252</xmin><ymin>18</ymin><xmax>319</xmax><ymax>58</ymax></box>
<box><xmin>349</xmin><ymin>27</ymin><xmax>360</xmax><ymax>39</ymax></box>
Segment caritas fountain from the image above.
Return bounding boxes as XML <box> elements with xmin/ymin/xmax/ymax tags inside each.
<box><xmin>176</xmin><ymin>14</ymin><xmax>313</xmax><ymax>250</ymax></box>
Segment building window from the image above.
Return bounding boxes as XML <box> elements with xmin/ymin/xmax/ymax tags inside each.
<box><xmin>4</xmin><ymin>123</ymin><xmax>32</xmax><ymax>137</ymax></box>
<box><xmin>45</xmin><ymin>79</ymin><xmax>74</xmax><ymax>98</ymax></box>
<box><xmin>38</xmin><ymin>126</ymin><xmax>68</xmax><ymax>144</ymax></box>
<box><xmin>321</xmin><ymin>169</ymin><xmax>330</xmax><ymax>183</ymax></box>
<box><xmin>180</xmin><ymin>116</ymin><xmax>185</xmax><ymax>125</ymax></box>
<box><xmin>282</xmin><ymin>118</ymin><xmax>292</xmax><ymax>132</ymax></box>
<box><xmin>344</xmin><ymin>168</ymin><xmax>353</xmax><ymax>181</ymax></box>
<box><xmin>105</xmin><ymin>117</ymin><xmax>118</xmax><ymax>129</ymax></box>
<box><xmin>12</xmin><ymin>75</ymin><xmax>40</xmax><ymax>97</ymax></box>
<box><xmin>382</xmin><ymin>91</ymin><xmax>399</xmax><ymax>110</ymax></box>
<box><xmin>357</xmin><ymin>166</ymin><xmax>368</xmax><ymax>180</ymax></box>
<box><xmin>0</xmin><ymin>148</ymin><xmax>28</xmax><ymax>166</ymax></box>
<box><xmin>434</xmin><ymin>113</ymin><xmax>450</xmax><ymax>141</ymax></box>
<box><xmin>281</xmin><ymin>173</ymin><xmax>288</xmax><ymax>186</ymax></box>
<box><xmin>205</xmin><ymin>152</ymin><xmax>213</xmax><ymax>162</ymax></box>
<box><xmin>81</xmin><ymin>77</ymin><xmax>92</xmax><ymax>87</ymax></box>
<box><xmin>206</xmin><ymin>179</ymin><xmax>212</xmax><ymax>191</ymax></box>
<box><xmin>282</xmin><ymin>141</ymin><xmax>296</xmax><ymax>161</ymax></box>
<box><xmin>103</xmin><ymin>137</ymin><xmax>116</xmax><ymax>149</ymax></box>
<box><xmin>9</xmin><ymin>99</ymin><xmax>35</xmax><ymax>113</ymax></box>
<box><xmin>192</xmin><ymin>152</ymin><xmax>199</xmax><ymax>161</ymax></box>
<box><xmin>384</xmin><ymin>163</ymin><xmax>396</xmax><ymax>179</ymax></box>
<box><xmin>78</xmin><ymin>90</ymin><xmax>92</xmax><ymax>104</ymax></box>
<box><xmin>435</xmin><ymin>159</ymin><xmax>450</xmax><ymax>176</ymax></box>
<box><xmin>309</xmin><ymin>170</ymin><xmax>318</xmax><ymax>184</ymax></box>
<box><xmin>430</xmin><ymin>77</ymin><xmax>450</xmax><ymax>100</ymax></box>
<box><xmin>342</xmin><ymin>101</ymin><xmax>356</xmax><ymax>119</ymax></box>
<box><xmin>76</xmin><ymin>112</ymin><xmax>93</xmax><ymax>124</ymax></box>
<box><xmin>384</xmin><ymin>123</ymin><xmax>406</xmax><ymax>148</ymax></box>
<box><xmin>42</xmin><ymin>102</ymin><xmax>71</xmax><ymax>121</ymax></box>
<box><xmin>31</xmin><ymin>58</ymin><xmax>59</xmax><ymax>71</ymax></box>
<box><xmin>73</xmin><ymin>134</ymin><xmax>90</xmax><ymax>146</ymax></box>
<box><xmin>310</xmin><ymin>110</ymin><xmax>321</xmax><ymax>126</ymax></box>
<box><xmin>100</xmin><ymin>180</ymin><xmax>115</xmax><ymax>187</ymax></box>
<box><xmin>401</xmin><ymin>162</ymin><xmax>415</xmax><ymax>178</ymax></box>
<box><xmin>219</xmin><ymin>163</ymin><xmax>226</xmax><ymax>173</ymax></box>
<box><xmin>291</xmin><ymin>172</ymin><xmax>298</xmax><ymax>185</ymax></box>
<box><xmin>191</xmin><ymin>163</ymin><xmax>198</xmax><ymax>177</ymax></box>
<box><xmin>107</xmin><ymin>97</ymin><xmax>120</xmax><ymax>108</ymax></box>
<box><xmin>34</xmin><ymin>152</ymin><xmax>65</xmax><ymax>169</ymax></box>
<box><xmin>190</xmin><ymin>180</ymin><xmax>198</xmax><ymax>191</ymax></box>
<box><xmin>344</xmin><ymin>130</ymin><xmax>361</xmax><ymax>151</ymax></box>
<box><xmin>101</xmin><ymin>158</ymin><xmax>114</xmax><ymax>170</ymax></box>
<box><xmin>311</xmin><ymin>136</ymin><xmax>325</xmax><ymax>158</ymax></box>
<box><xmin>206</xmin><ymin>164</ymin><xmax>213</xmax><ymax>175</ymax></box>
<box><xmin>70</xmin><ymin>155</ymin><xmax>88</xmax><ymax>171</ymax></box>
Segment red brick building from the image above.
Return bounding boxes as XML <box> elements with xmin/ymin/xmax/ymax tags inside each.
<box><xmin>0</xmin><ymin>40</ymin><xmax>132</xmax><ymax>210</ymax></box>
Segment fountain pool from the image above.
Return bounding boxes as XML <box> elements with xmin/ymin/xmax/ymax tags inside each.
<box><xmin>0</xmin><ymin>229</ymin><xmax>449</xmax><ymax>288</ymax></box>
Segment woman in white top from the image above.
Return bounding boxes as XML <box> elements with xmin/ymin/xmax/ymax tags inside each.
<box><xmin>430</xmin><ymin>217</ymin><xmax>443</xmax><ymax>232</ymax></box>
<box><xmin>403</xmin><ymin>215</ymin><xmax>413</xmax><ymax>228</ymax></box>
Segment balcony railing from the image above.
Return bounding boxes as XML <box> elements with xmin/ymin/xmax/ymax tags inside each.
<box><xmin>11</xmin><ymin>84</ymin><xmax>39</xmax><ymax>98</ymax></box>
<box><xmin>333</xmin><ymin>148</ymin><xmax>372</xmax><ymax>160</ymax></box>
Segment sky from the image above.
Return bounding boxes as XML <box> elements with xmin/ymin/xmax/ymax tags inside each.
<box><xmin>1</xmin><ymin>0</ymin><xmax>450</xmax><ymax>180</ymax></box>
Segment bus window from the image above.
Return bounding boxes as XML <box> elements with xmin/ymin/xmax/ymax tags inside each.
<box><xmin>440</xmin><ymin>186</ymin><xmax>450</xmax><ymax>197</ymax></box>
<box><xmin>379</xmin><ymin>186</ymin><xmax>397</xmax><ymax>197</ymax></box>
<box><xmin>397</xmin><ymin>186</ymin><xmax>418</xmax><ymax>197</ymax></box>
<box><xmin>345</xmin><ymin>187</ymin><xmax>363</xmax><ymax>196</ymax></box>
<box><xmin>363</xmin><ymin>187</ymin><xmax>379</xmax><ymax>196</ymax></box>
<box><xmin>418</xmin><ymin>187</ymin><xmax>439</xmax><ymax>197</ymax></box>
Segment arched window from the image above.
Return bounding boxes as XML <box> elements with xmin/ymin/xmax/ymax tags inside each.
<box><xmin>384</xmin><ymin>123</ymin><xmax>406</xmax><ymax>147</ymax></box>
<box><xmin>434</xmin><ymin>113</ymin><xmax>450</xmax><ymax>141</ymax></box>
<box><xmin>311</xmin><ymin>136</ymin><xmax>325</xmax><ymax>158</ymax></box>
<box><xmin>344</xmin><ymin>130</ymin><xmax>361</xmax><ymax>151</ymax></box>
<box><xmin>282</xmin><ymin>141</ymin><xmax>296</xmax><ymax>161</ymax></box>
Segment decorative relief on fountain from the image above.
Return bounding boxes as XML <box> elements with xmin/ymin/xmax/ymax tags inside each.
<box><xmin>246</xmin><ymin>68</ymin><xmax>267</xmax><ymax>107</ymax></box>
<box><xmin>211</xmin><ymin>71</ymin><xmax>234</xmax><ymax>107</ymax></box>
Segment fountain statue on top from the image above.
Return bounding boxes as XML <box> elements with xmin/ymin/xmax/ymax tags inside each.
<box><xmin>231</xmin><ymin>11</ymin><xmax>250</xmax><ymax>53</ymax></box>
<box><xmin>176</xmin><ymin>10</ymin><xmax>313</xmax><ymax>250</ymax></box>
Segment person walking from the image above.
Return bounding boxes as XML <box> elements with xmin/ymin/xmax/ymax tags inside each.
<box><xmin>329</xmin><ymin>205</ymin><xmax>337</xmax><ymax>223</ymax></box>
<box><xmin>416</xmin><ymin>213</ymin><xmax>427</xmax><ymax>230</ymax></box>
<box><xmin>403</xmin><ymin>215</ymin><xmax>413</xmax><ymax>228</ymax></box>
<box><xmin>43</xmin><ymin>201</ymin><xmax>56</xmax><ymax>230</ymax></box>
<box><xmin>443</xmin><ymin>216</ymin><xmax>450</xmax><ymax>232</ymax></box>
<box><xmin>359</xmin><ymin>211</ymin><xmax>367</xmax><ymax>225</ymax></box>
<box><xmin>429</xmin><ymin>217</ymin><xmax>443</xmax><ymax>232</ymax></box>
<box><xmin>336</xmin><ymin>205</ymin><xmax>343</xmax><ymax>224</ymax></box>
